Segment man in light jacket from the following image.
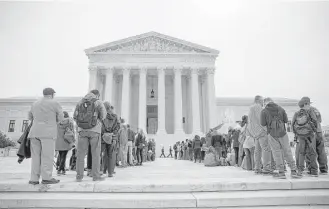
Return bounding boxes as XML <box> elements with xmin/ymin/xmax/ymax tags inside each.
<box><xmin>28</xmin><ymin>88</ymin><xmax>64</xmax><ymax>185</ymax></box>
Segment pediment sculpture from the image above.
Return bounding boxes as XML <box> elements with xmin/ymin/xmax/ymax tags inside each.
<box><xmin>95</xmin><ymin>36</ymin><xmax>208</xmax><ymax>53</ymax></box>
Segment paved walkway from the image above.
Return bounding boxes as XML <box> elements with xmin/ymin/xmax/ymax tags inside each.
<box><xmin>0</xmin><ymin>156</ymin><xmax>328</xmax><ymax>185</ymax></box>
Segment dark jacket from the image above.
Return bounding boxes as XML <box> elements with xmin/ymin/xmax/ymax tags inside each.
<box><xmin>232</xmin><ymin>130</ymin><xmax>240</xmax><ymax>148</ymax></box>
<box><xmin>17</xmin><ymin>123</ymin><xmax>32</xmax><ymax>160</ymax></box>
<box><xmin>128</xmin><ymin>129</ymin><xmax>135</xmax><ymax>142</ymax></box>
<box><xmin>211</xmin><ymin>135</ymin><xmax>222</xmax><ymax>147</ymax></box>
<box><xmin>192</xmin><ymin>138</ymin><xmax>202</xmax><ymax>149</ymax></box>
<box><xmin>135</xmin><ymin>133</ymin><xmax>146</xmax><ymax>148</ymax></box>
<box><xmin>260</xmin><ymin>102</ymin><xmax>288</xmax><ymax>137</ymax></box>
<box><xmin>101</xmin><ymin>113</ymin><xmax>120</xmax><ymax>144</ymax></box>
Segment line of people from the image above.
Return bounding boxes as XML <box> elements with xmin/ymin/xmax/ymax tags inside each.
<box><xmin>229</xmin><ymin>96</ymin><xmax>328</xmax><ymax>179</ymax></box>
<box><xmin>22</xmin><ymin>88</ymin><xmax>157</xmax><ymax>185</ymax></box>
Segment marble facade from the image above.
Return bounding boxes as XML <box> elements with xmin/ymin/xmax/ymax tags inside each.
<box><xmin>84</xmin><ymin>32</ymin><xmax>219</xmax><ymax>148</ymax></box>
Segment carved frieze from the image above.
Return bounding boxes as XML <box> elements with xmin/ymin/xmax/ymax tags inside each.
<box><xmin>95</xmin><ymin>36</ymin><xmax>209</xmax><ymax>53</ymax></box>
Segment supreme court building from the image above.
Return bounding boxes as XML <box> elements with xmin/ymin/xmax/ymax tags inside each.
<box><xmin>85</xmin><ymin>32</ymin><xmax>219</xmax><ymax>147</ymax></box>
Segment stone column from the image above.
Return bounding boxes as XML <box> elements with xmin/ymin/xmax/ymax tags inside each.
<box><xmin>104</xmin><ymin>67</ymin><xmax>114</xmax><ymax>102</ymax></box>
<box><xmin>157</xmin><ymin>67</ymin><xmax>166</xmax><ymax>135</ymax></box>
<box><xmin>88</xmin><ymin>66</ymin><xmax>98</xmax><ymax>91</ymax></box>
<box><xmin>121</xmin><ymin>68</ymin><xmax>130</xmax><ymax>123</ymax></box>
<box><xmin>174</xmin><ymin>67</ymin><xmax>184</xmax><ymax>134</ymax></box>
<box><xmin>191</xmin><ymin>68</ymin><xmax>201</xmax><ymax>135</ymax></box>
<box><xmin>207</xmin><ymin>68</ymin><xmax>216</xmax><ymax>129</ymax></box>
<box><xmin>138</xmin><ymin>67</ymin><xmax>147</xmax><ymax>132</ymax></box>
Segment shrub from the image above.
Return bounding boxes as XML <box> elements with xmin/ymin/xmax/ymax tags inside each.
<box><xmin>0</xmin><ymin>131</ymin><xmax>16</xmax><ymax>148</ymax></box>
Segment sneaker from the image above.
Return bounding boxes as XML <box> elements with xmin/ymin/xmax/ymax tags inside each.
<box><xmin>41</xmin><ymin>178</ymin><xmax>60</xmax><ymax>184</ymax></box>
<box><xmin>273</xmin><ymin>172</ymin><xmax>286</xmax><ymax>179</ymax></box>
<box><xmin>320</xmin><ymin>171</ymin><xmax>328</xmax><ymax>175</ymax></box>
<box><xmin>108</xmin><ymin>174</ymin><xmax>113</xmax><ymax>178</ymax></box>
<box><xmin>254</xmin><ymin>170</ymin><xmax>262</xmax><ymax>175</ymax></box>
<box><xmin>291</xmin><ymin>170</ymin><xmax>302</xmax><ymax>179</ymax></box>
<box><xmin>61</xmin><ymin>170</ymin><xmax>66</xmax><ymax>175</ymax></box>
<box><xmin>18</xmin><ymin>157</ymin><xmax>24</xmax><ymax>164</ymax></box>
<box><xmin>262</xmin><ymin>170</ymin><xmax>274</xmax><ymax>176</ymax></box>
<box><xmin>308</xmin><ymin>173</ymin><xmax>319</xmax><ymax>177</ymax></box>
<box><xmin>93</xmin><ymin>177</ymin><xmax>106</xmax><ymax>181</ymax></box>
<box><xmin>76</xmin><ymin>178</ymin><xmax>82</xmax><ymax>182</ymax></box>
<box><xmin>57</xmin><ymin>170</ymin><xmax>61</xmax><ymax>176</ymax></box>
<box><xmin>28</xmin><ymin>181</ymin><xmax>39</xmax><ymax>185</ymax></box>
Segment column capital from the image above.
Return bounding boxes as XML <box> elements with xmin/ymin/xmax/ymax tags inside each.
<box><xmin>139</xmin><ymin>67</ymin><xmax>147</xmax><ymax>74</ymax></box>
<box><xmin>88</xmin><ymin>66</ymin><xmax>98</xmax><ymax>71</ymax></box>
<box><xmin>105</xmin><ymin>67</ymin><xmax>114</xmax><ymax>74</ymax></box>
<box><xmin>191</xmin><ymin>67</ymin><xmax>200</xmax><ymax>75</ymax></box>
<box><xmin>157</xmin><ymin>67</ymin><xmax>165</xmax><ymax>74</ymax></box>
<box><xmin>122</xmin><ymin>68</ymin><xmax>131</xmax><ymax>74</ymax></box>
<box><xmin>173</xmin><ymin>67</ymin><xmax>183</xmax><ymax>74</ymax></box>
<box><xmin>206</xmin><ymin>67</ymin><xmax>215</xmax><ymax>75</ymax></box>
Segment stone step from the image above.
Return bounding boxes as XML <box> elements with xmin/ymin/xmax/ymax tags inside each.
<box><xmin>0</xmin><ymin>189</ymin><xmax>328</xmax><ymax>208</ymax></box>
<box><xmin>1</xmin><ymin>178</ymin><xmax>329</xmax><ymax>193</ymax></box>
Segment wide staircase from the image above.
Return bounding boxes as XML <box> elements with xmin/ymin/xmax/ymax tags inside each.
<box><xmin>0</xmin><ymin>158</ymin><xmax>329</xmax><ymax>209</ymax></box>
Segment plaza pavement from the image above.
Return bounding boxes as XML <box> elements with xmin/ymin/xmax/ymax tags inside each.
<box><xmin>0</xmin><ymin>157</ymin><xmax>329</xmax><ymax>208</ymax></box>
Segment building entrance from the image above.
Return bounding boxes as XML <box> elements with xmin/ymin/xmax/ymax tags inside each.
<box><xmin>147</xmin><ymin>105</ymin><xmax>158</xmax><ymax>134</ymax></box>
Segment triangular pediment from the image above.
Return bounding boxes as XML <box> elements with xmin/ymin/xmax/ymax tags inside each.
<box><xmin>85</xmin><ymin>32</ymin><xmax>219</xmax><ymax>54</ymax></box>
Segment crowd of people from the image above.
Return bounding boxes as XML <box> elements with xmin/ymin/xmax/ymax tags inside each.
<box><xmin>160</xmin><ymin>95</ymin><xmax>328</xmax><ymax>179</ymax></box>
<box><xmin>18</xmin><ymin>88</ymin><xmax>156</xmax><ymax>185</ymax></box>
<box><xmin>18</xmin><ymin>88</ymin><xmax>328</xmax><ymax>184</ymax></box>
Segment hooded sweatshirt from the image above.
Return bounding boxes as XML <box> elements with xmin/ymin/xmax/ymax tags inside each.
<box><xmin>56</xmin><ymin>118</ymin><xmax>75</xmax><ymax>151</ymax></box>
<box><xmin>260</xmin><ymin>102</ymin><xmax>288</xmax><ymax>137</ymax></box>
<box><xmin>74</xmin><ymin>93</ymin><xmax>106</xmax><ymax>134</ymax></box>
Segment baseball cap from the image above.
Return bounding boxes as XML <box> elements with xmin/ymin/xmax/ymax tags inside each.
<box><xmin>298</xmin><ymin>97</ymin><xmax>311</xmax><ymax>107</ymax></box>
<box><xmin>43</xmin><ymin>88</ymin><xmax>56</xmax><ymax>96</ymax></box>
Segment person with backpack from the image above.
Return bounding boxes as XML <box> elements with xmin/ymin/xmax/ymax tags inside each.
<box><xmin>192</xmin><ymin>135</ymin><xmax>202</xmax><ymax>163</ymax></box>
<box><xmin>307</xmin><ymin>106</ymin><xmax>328</xmax><ymax>175</ymax></box>
<box><xmin>292</xmin><ymin>97</ymin><xmax>319</xmax><ymax>177</ymax></box>
<box><xmin>55</xmin><ymin>111</ymin><xmax>76</xmax><ymax>175</ymax></box>
<box><xmin>260</xmin><ymin>97</ymin><xmax>300</xmax><ymax>179</ymax></box>
<box><xmin>74</xmin><ymin>89</ymin><xmax>106</xmax><ymax>182</ymax></box>
<box><xmin>101</xmin><ymin>102</ymin><xmax>120</xmax><ymax>177</ymax></box>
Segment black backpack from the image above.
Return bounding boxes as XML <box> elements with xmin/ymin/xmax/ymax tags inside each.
<box><xmin>76</xmin><ymin>98</ymin><xmax>98</xmax><ymax>129</ymax></box>
<box><xmin>267</xmin><ymin>109</ymin><xmax>286</xmax><ymax>138</ymax></box>
<box><xmin>293</xmin><ymin>109</ymin><xmax>316</xmax><ymax>137</ymax></box>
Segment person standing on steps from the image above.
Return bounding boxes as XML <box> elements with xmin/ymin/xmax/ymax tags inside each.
<box><xmin>74</xmin><ymin>89</ymin><xmax>107</xmax><ymax>182</ymax></box>
<box><xmin>261</xmin><ymin>97</ymin><xmax>301</xmax><ymax>179</ymax></box>
<box><xmin>159</xmin><ymin>144</ymin><xmax>166</xmax><ymax>158</ymax></box>
<box><xmin>101</xmin><ymin>102</ymin><xmax>120</xmax><ymax>177</ymax></box>
<box><xmin>192</xmin><ymin>135</ymin><xmax>202</xmax><ymax>163</ymax></box>
<box><xmin>292</xmin><ymin>97</ymin><xmax>319</xmax><ymax>177</ymax></box>
<box><xmin>167</xmin><ymin>145</ymin><xmax>173</xmax><ymax>158</ymax></box>
<box><xmin>55</xmin><ymin>111</ymin><xmax>76</xmax><ymax>176</ymax></box>
<box><xmin>28</xmin><ymin>88</ymin><xmax>64</xmax><ymax>185</ymax></box>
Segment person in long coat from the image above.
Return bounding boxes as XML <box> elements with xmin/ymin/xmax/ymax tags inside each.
<box><xmin>55</xmin><ymin>111</ymin><xmax>75</xmax><ymax>175</ymax></box>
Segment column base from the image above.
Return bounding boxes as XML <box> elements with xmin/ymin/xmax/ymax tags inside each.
<box><xmin>156</xmin><ymin>129</ymin><xmax>167</xmax><ymax>135</ymax></box>
<box><xmin>174</xmin><ymin>129</ymin><xmax>185</xmax><ymax>135</ymax></box>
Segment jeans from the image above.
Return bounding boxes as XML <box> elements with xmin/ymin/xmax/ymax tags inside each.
<box><xmin>238</xmin><ymin>143</ymin><xmax>245</xmax><ymax>166</ymax></box>
<box><xmin>76</xmin><ymin>131</ymin><xmax>101</xmax><ymax>179</ymax></box>
<box><xmin>30</xmin><ymin>138</ymin><xmax>55</xmax><ymax>181</ymax></box>
<box><xmin>174</xmin><ymin>151</ymin><xmax>178</xmax><ymax>159</ymax></box>
<box><xmin>119</xmin><ymin>143</ymin><xmax>128</xmax><ymax>166</ymax></box>
<box><xmin>233</xmin><ymin>147</ymin><xmax>239</xmax><ymax>165</ymax></box>
<box><xmin>254</xmin><ymin>135</ymin><xmax>273</xmax><ymax>172</ymax></box>
<box><xmin>58</xmin><ymin>150</ymin><xmax>68</xmax><ymax>172</ymax></box>
<box><xmin>189</xmin><ymin>148</ymin><xmax>193</xmax><ymax>160</ymax></box>
<box><xmin>87</xmin><ymin>144</ymin><xmax>92</xmax><ymax>170</ymax></box>
<box><xmin>214</xmin><ymin>146</ymin><xmax>222</xmax><ymax>161</ymax></box>
<box><xmin>136</xmin><ymin>147</ymin><xmax>144</xmax><ymax>164</ymax></box>
<box><xmin>201</xmin><ymin>151</ymin><xmax>205</xmax><ymax>161</ymax></box>
<box><xmin>298</xmin><ymin>135</ymin><xmax>318</xmax><ymax>174</ymax></box>
<box><xmin>305</xmin><ymin>132</ymin><xmax>328</xmax><ymax>173</ymax></box>
<box><xmin>102</xmin><ymin>143</ymin><xmax>117</xmax><ymax>175</ymax></box>
<box><xmin>127</xmin><ymin>141</ymin><xmax>133</xmax><ymax>165</ymax></box>
<box><xmin>244</xmin><ymin>147</ymin><xmax>255</xmax><ymax>170</ymax></box>
<box><xmin>268</xmin><ymin>134</ymin><xmax>297</xmax><ymax>172</ymax></box>
<box><xmin>194</xmin><ymin>148</ymin><xmax>201</xmax><ymax>162</ymax></box>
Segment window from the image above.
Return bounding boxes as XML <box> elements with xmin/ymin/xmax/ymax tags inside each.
<box><xmin>287</xmin><ymin>121</ymin><xmax>292</xmax><ymax>132</ymax></box>
<box><xmin>8</xmin><ymin>120</ymin><xmax>15</xmax><ymax>132</ymax></box>
<box><xmin>22</xmin><ymin>120</ymin><xmax>29</xmax><ymax>132</ymax></box>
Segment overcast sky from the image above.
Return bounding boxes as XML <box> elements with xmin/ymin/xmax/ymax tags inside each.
<box><xmin>0</xmin><ymin>0</ymin><xmax>328</xmax><ymax>124</ymax></box>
